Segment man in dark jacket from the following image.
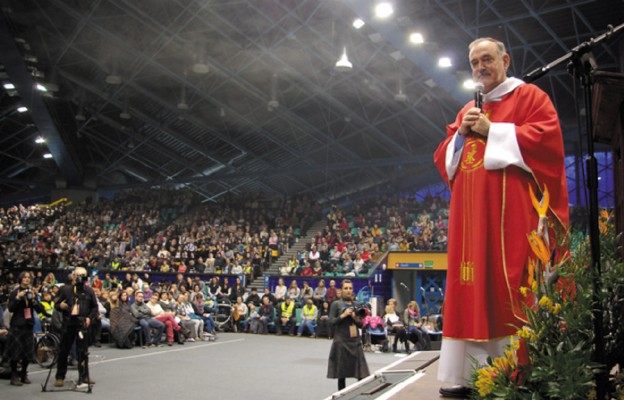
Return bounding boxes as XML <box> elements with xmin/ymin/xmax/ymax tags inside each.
<box><xmin>131</xmin><ymin>292</ymin><xmax>165</xmax><ymax>347</ymax></box>
<box><xmin>54</xmin><ymin>267</ymin><xmax>99</xmax><ymax>389</ymax></box>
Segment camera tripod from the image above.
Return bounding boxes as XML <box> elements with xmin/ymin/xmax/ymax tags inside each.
<box><xmin>41</xmin><ymin>323</ymin><xmax>92</xmax><ymax>394</ymax></box>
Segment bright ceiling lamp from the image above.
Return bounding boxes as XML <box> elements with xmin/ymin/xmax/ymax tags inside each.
<box><xmin>438</xmin><ymin>57</ymin><xmax>452</xmax><ymax>68</ymax></box>
<box><xmin>409</xmin><ymin>32</ymin><xmax>424</xmax><ymax>44</ymax></box>
<box><xmin>352</xmin><ymin>18</ymin><xmax>365</xmax><ymax>29</ymax></box>
<box><xmin>374</xmin><ymin>2</ymin><xmax>394</xmax><ymax>18</ymax></box>
<box><xmin>3</xmin><ymin>82</ymin><xmax>15</xmax><ymax>90</ymax></box>
<box><xmin>43</xmin><ymin>153</ymin><xmax>53</xmax><ymax>159</ymax></box>
<box><xmin>35</xmin><ymin>83</ymin><xmax>47</xmax><ymax>92</ymax></box>
<box><xmin>463</xmin><ymin>79</ymin><xmax>478</xmax><ymax>89</ymax></box>
<box><xmin>17</xmin><ymin>106</ymin><xmax>28</xmax><ymax>113</ymax></box>
<box><xmin>335</xmin><ymin>47</ymin><xmax>353</xmax><ymax>72</ymax></box>
<box><xmin>35</xmin><ymin>136</ymin><xmax>46</xmax><ymax>144</ymax></box>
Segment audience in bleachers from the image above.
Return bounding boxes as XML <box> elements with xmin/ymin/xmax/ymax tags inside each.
<box><xmin>0</xmin><ymin>188</ymin><xmax>600</xmax><ymax>355</ymax></box>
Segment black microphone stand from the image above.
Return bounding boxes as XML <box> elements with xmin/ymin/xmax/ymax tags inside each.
<box><xmin>523</xmin><ymin>22</ymin><xmax>624</xmax><ymax>400</ymax></box>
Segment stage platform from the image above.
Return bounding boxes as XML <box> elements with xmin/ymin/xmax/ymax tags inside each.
<box><xmin>325</xmin><ymin>350</ymin><xmax>446</xmax><ymax>400</ymax></box>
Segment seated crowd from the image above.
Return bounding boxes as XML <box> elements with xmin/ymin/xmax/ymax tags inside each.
<box><xmin>278</xmin><ymin>194</ymin><xmax>450</xmax><ymax>276</ymax></box>
<box><xmin>0</xmin><ymin>189</ymin><xmax>320</xmax><ymax>282</ymax></box>
<box><xmin>0</xmin><ymin>271</ymin><xmax>435</xmax><ymax>357</ymax></box>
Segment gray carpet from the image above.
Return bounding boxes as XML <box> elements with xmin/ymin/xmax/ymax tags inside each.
<box><xmin>3</xmin><ymin>332</ymin><xmax>410</xmax><ymax>400</ymax></box>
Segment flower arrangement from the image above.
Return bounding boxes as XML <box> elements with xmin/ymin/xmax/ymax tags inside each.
<box><xmin>470</xmin><ymin>186</ymin><xmax>624</xmax><ymax>399</ymax></box>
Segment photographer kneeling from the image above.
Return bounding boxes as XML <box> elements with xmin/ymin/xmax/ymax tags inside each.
<box><xmin>54</xmin><ymin>267</ymin><xmax>98</xmax><ymax>388</ymax></box>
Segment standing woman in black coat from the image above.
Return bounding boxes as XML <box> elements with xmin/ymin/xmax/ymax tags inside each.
<box><xmin>6</xmin><ymin>271</ymin><xmax>47</xmax><ymax>386</ymax></box>
<box><xmin>326</xmin><ymin>280</ymin><xmax>370</xmax><ymax>390</ymax></box>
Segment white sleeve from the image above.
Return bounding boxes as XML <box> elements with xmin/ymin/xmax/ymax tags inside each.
<box><xmin>483</xmin><ymin>122</ymin><xmax>531</xmax><ymax>172</ymax></box>
<box><xmin>445</xmin><ymin>132</ymin><xmax>463</xmax><ymax>180</ymax></box>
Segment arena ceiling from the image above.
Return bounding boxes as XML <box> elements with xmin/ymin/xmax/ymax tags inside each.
<box><xmin>0</xmin><ymin>0</ymin><xmax>622</xmax><ymax>206</ymax></box>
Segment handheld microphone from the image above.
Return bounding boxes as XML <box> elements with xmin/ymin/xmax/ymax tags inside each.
<box><xmin>474</xmin><ymin>83</ymin><xmax>484</xmax><ymax>109</ymax></box>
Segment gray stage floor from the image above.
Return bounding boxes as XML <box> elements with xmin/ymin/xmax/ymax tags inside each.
<box><xmin>3</xmin><ymin>332</ymin><xmax>422</xmax><ymax>400</ymax></box>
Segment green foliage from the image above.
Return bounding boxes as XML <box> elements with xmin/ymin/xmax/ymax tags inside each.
<box><xmin>470</xmin><ymin>209</ymin><xmax>623</xmax><ymax>399</ymax></box>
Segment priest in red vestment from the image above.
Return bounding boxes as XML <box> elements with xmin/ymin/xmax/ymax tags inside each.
<box><xmin>433</xmin><ymin>37</ymin><xmax>569</xmax><ymax>398</ymax></box>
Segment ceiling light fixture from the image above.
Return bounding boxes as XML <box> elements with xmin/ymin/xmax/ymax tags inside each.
<box><xmin>335</xmin><ymin>47</ymin><xmax>353</xmax><ymax>72</ymax></box>
<box><xmin>105</xmin><ymin>60</ymin><xmax>123</xmax><ymax>85</ymax></box>
<box><xmin>374</xmin><ymin>2</ymin><xmax>394</xmax><ymax>18</ymax></box>
<box><xmin>35</xmin><ymin>83</ymin><xmax>47</xmax><ymax>92</ymax></box>
<box><xmin>438</xmin><ymin>57</ymin><xmax>452</xmax><ymax>68</ymax></box>
<box><xmin>105</xmin><ymin>73</ymin><xmax>122</xmax><ymax>85</ymax></box>
<box><xmin>462</xmin><ymin>79</ymin><xmax>478</xmax><ymax>89</ymax></box>
<box><xmin>17</xmin><ymin>106</ymin><xmax>28</xmax><ymax>113</ymax></box>
<box><xmin>75</xmin><ymin>109</ymin><xmax>86</xmax><ymax>121</ymax></box>
<box><xmin>192</xmin><ymin>45</ymin><xmax>210</xmax><ymax>74</ymax></box>
<box><xmin>35</xmin><ymin>136</ymin><xmax>46</xmax><ymax>144</ymax></box>
<box><xmin>409</xmin><ymin>32</ymin><xmax>424</xmax><ymax>44</ymax></box>
<box><xmin>352</xmin><ymin>18</ymin><xmax>365</xmax><ymax>29</ymax></box>
<box><xmin>43</xmin><ymin>153</ymin><xmax>53</xmax><ymax>159</ymax></box>
<box><xmin>267</xmin><ymin>73</ymin><xmax>280</xmax><ymax>111</ymax></box>
<box><xmin>177</xmin><ymin>84</ymin><xmax>189</xmax><ymax>110</ymax></box>
<box><xmin>3</xmin><ymin>82</ymin><xmax>15</xmax><ymax>90</ymax></box>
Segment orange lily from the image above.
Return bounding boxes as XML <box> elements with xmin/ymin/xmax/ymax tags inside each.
<box><xmin>529</xmin><ymin>183</ymin><xmax>550</xmax><ymax>217</ymax></box>
<box><xmin>527</xmin><ymin>258</ymin><xmax>537</xmax><ymax>287</ymax></box>
<box><xmin>527</xmin><ymin>231</ymin><xmax>550</xmax><ymax>264</ymax></box>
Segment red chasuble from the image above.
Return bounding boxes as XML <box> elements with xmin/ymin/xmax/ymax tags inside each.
<box><xmin>433</xmin><ymin>82</ymin><xmax>569</xmax><ymax>341</ymax></box>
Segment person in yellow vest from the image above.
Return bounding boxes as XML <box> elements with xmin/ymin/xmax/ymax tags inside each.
<box><xmin>38</xmin><ymin>290</ymin><xmax>55</xmax><ymax>327</ymax></box>
<box><xmin>297</xmin><ymin>298</ymin><xmax>318</xmax><ymax>337</ymax></box>
<box><xmin>277</xmin><ymin>296</ymin><xmax>295</xmax><ymax>336</ymax></box>
<box><xmin>110</xmin><ymin>256</ymin><xmax>121</xmax><ymax>270</ymax></box>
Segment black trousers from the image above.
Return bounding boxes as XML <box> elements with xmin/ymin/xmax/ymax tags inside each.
<box><xmin>55</xmin><ymin>323</ymin><xmax>89</xmax><ymax>381</ymax></box>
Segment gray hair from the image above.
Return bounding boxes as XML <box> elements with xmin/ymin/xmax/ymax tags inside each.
<box><xmin>469</xmin><ymin>37</ymin><xmax>506</xmax><ymax>58</ymax></box>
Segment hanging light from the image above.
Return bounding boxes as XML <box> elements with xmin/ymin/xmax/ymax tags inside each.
<box><xmin>177</xmin><ymin>84</ymin><xmax>189</xmax><ymax>110</ymax></box>
<box><xmin>105</xmin><ymin>59</ymin><xmax>123</xmax><ymax>85</ymax></box>
<box><xmin>192</xmin><ymin>44</ymin><xmax>210</xmax><ymax>74</ymax></box>
<box><xmin>120</xmin><ymin>97</ymin><xmax>131</xmax><ymax>119</ymax></box>
<box><xmin>105</xmin><ymin>72</ymin><xmax>122</xmax><ymax>85</ymax></box>
<box><xmin>267</xmin><ymin>73</ymin><xmax>279</xmax><ymax>111</ymax></box>
<box><xmin>335</xmin><ymin>47</ymin><xmax>353</xmax><ymax>72</ymax></box>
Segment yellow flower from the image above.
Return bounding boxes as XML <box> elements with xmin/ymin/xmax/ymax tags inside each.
<box><xmin>517</xmin><ymin>326</ymin><xmax>536</xmax><ymax>342</ymax></box>
<box><xmin>599</xmin><ymin>209</ymin><xmax>611</xmax><ymax>235</ymax></box>
<box><xmin>529</xmin><ymin>183</ymin><xmax>550</xmax><ymax>217</ymax></box>
<box><xmin>531</xmin><ymin>281</ymin><xmax>539</xmax><ymax>293</ymax></box>
<box><xmin>520</xmin><ymin>286</ymin><xmax>529</xmax><ymax>297</ymax></box>
<box><xmin>539</xmin><ymin>295</ymin><xmax>553</xmax><ymax>310</ymax></box>
<box><xmin>528</xmin><ymin>231</ymin><xmax>551</xmax><ymax>264</ymax></box>
<box><xmin>493</xmin><ymin>356</ymin><xmax>512</xmax><ymax>375</ymax></box>
<box><xmin>475</xmin><ymin>367</ymin><xmax>496</xmax><ymax>396</ymax></box>
<box><xmin>551</xmin><ymin>303</ymin><xmax>562</xmax><ymax>315</ymax></box>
